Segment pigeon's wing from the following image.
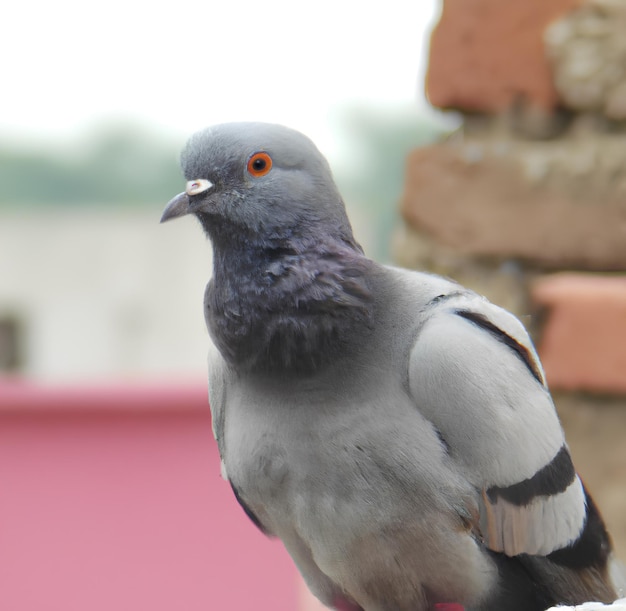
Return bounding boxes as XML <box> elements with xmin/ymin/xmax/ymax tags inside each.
<box><xmin>408</xmin><ymin>291</ymin><xmax>587</xmax><ymax>557</ymax></box>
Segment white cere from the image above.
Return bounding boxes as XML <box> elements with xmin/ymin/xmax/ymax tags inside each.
<box><xmin>185</xmin><ymin>179</ymin><xmax>213</xmax><ymax>196</ymax></box>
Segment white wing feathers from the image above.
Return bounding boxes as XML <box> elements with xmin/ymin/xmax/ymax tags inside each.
<box><xmin>409</xmin><ymin>292</ymin><xmax>586</xmax><ymax>557</ymax></box>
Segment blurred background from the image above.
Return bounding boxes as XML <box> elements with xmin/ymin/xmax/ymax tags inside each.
<box><xmin>1</xmin><ymin>0</ymin><xmax>626</xmax><ymax>609</ymax></box>
<box><xmin>0</xmin><ymin>0</ymin><xmax>449</xmax><ymax>382</ymax></box>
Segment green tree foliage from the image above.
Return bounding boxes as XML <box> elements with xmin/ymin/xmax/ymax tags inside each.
<box><xmin>0</xmin><ymin>124</ymin><xmax>183</xmax><ymax>207</ymax></box>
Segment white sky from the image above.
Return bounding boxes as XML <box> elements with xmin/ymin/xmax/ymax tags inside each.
<box><xmin>1</xmin><ymin>0</ymin><xmax>439</xmax><ymax>154</ymax></box>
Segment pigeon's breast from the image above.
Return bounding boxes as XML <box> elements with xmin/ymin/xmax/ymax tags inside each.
<box><xmin>221</xmin><ymin>366</ymin><xmax>495</xmax><ymax>609</ymax></box>
<box><xmin>218</xmin><ymin>264</ymin><xmax>464</xmax><ymax>530</ymax></box>
<box><xmin>221</xmin><ymin>358</ymin><xmax>460</xmax><ymax>526</ymax></box>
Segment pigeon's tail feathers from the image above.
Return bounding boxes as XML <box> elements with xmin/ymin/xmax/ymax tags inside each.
<box><xmin>498</xmin><ymin>489</ymin><xmax>614</xmax><ymax>607</ymax></box>
<box><xmin>516</xmin><ymin>554</ymin><xmax>617</xmax><ymax>608</ymax></box>
<box><xmin>488</xmin><ymin>482</ymin><xmax>617</xmax><ymax>608</ymax></box>
<box><xmin>482</xmin><ymin>550</ymin><xmax>616</xmax><ymax>611</ymax></box>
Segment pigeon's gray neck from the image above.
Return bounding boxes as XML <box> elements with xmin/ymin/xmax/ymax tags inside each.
<box><xmin>204</xmin><ymin>237</ymin><xmax>374</xmax><ymax>373</ymax></box>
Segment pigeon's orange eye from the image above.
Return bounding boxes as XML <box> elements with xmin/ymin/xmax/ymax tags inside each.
<box><xmin>247</xmin><ymin>152</ymin><xmax>273</xmax><ymax>177</ymax></box>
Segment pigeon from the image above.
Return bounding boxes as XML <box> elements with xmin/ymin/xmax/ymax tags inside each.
<box><xmin>161</xmin><ymin>122</ymin><xmax>620</xmax><ymax>611</ymax></box>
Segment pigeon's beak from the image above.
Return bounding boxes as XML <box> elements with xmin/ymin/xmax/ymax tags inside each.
<box><xmin>161</xmin><ymin>179</ymin><xmax>213</xmax><ymax>223</ymax></box>
<box><xmin>160</xmin><ymin>192</ymin><xmax>190</xmax><ymax>223</ymax></box>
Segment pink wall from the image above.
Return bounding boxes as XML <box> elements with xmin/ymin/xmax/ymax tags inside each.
<box><xmin>0</xmin><ymin>381</ymin><xmax>298</xmax><ymax>611</ymax></box>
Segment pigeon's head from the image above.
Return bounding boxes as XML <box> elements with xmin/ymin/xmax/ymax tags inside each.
<box><xmin>161</xmin><ymin>122</ymin><xmax>357</xmax><ymax>249</ymax></box>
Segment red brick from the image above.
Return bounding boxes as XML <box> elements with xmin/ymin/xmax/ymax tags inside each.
<box><xmin>426</xmin><ymin>0</ymin><xmax>582</xmax><ymax>112</ymax></box>
<box><xmin>400</xmin><ymin>144</ymin><xmax>626</xmax><ymax>271</ymax></box>
<box><xmin>532</xmin><ymin>273</ymin><xmax>626</xmax><ymax>394</ymax></box>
